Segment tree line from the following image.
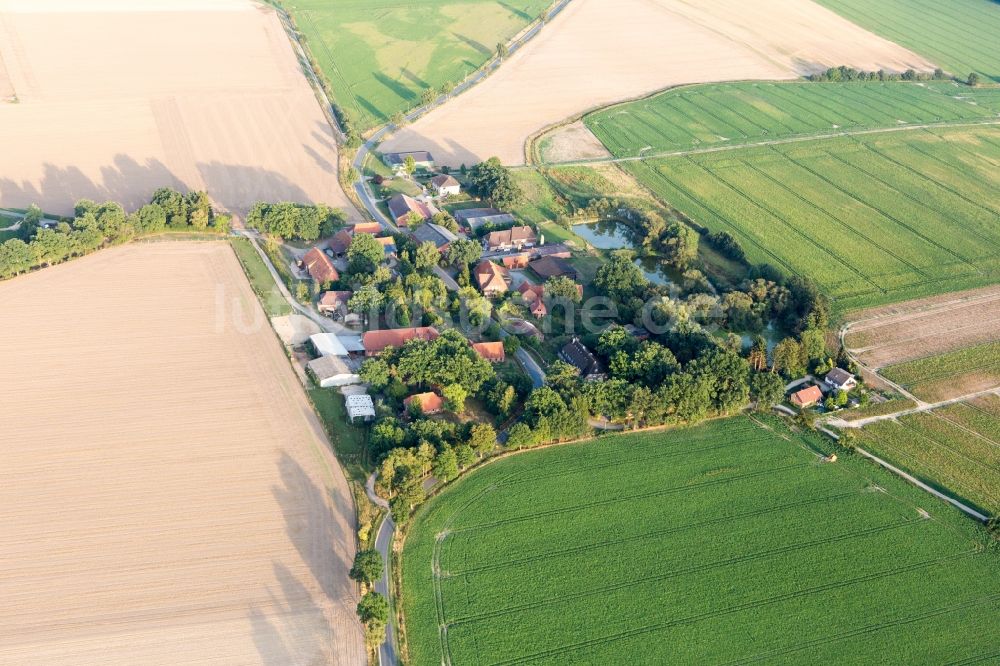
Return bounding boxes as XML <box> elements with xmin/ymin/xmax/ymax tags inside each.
<box><xmin>0</xmin><ymin>188</ymin><xmax>229</xmax><ymax>281</ymax></box>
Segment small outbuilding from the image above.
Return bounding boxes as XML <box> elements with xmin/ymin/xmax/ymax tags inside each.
<box><xmin>307</xmin><ymin>356</ymin><xmax>360</xmax><ymax>388</ymax></box>
<box><xmin>328</xmin><ymin>229</ymin><xmax>353</xmax><ymax>256</ymax></box>
<box><xmin>318</xmin><ymin>290</ymin><xmax>352</xmax><ymax>317</ymax></box>
<box><xmin>454</xmin><ymin>208</ymin><xmax>515</xmax><ymax>231</ymax></box>
<box><xmin>346</xmin><ymin>394</ymin><xmax>376</xmax><ymax>422</ymax></box>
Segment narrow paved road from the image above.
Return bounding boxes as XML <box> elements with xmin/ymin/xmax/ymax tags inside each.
<box><xmin>515</xmin><ymin>347</ymin><xmax>546</xmax><ymax>388</ymax></box>
<box><xmin>365</xmin><ymin>473</ymin><xmax>398</xmax><ymax>666</ymax></box>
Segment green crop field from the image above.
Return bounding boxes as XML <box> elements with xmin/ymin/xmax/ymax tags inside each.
<box><xmin>881</xmin><ymin>340</ymin><xmax>1000</xmax><ymax>401</ymax></box>
<box><xmin>620</xmin><ymin>125</ymin><xmax>1000</xmax><ymax>312</ymax></box>
<box><xmin>585</xmin><ymin>81</ymin><xmax>1000</xmax><ymax>158</ymax></box>
<box><xmin>401</xmin><ymin>417</ymin><xmax>1000</xmax><ymax>665</ymax></box>
<box><xmin>283</xmin><ymin>0</ymin><xmax>552</xmax><ymax>130</ymax></box>
<box><xmin>815</xmin><ymin>0</ymin><xmax>1000</xmax><ymax>84</ymax></box>
<box><xmin>858</xmin><ymin>399</ymin><xmax>1000</xmax><ymax>514</ymax></box>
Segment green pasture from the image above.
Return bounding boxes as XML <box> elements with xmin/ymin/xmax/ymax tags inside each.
<box><xmin>618</xmin><ymin>125</ymin><xmax>1000</xmax><ymax>312</ymax></box>
<box><xmin>815</xmin><ymin>0</ymin><xmax>1000</xmax><ymax>84</ymax></box>
<box><xmin>858</xmin><ymin>399</ymin><xmax>1000</xmax><ymax>514</ymax></box>
<box><xmin>401</xmin><ymin>416</ymin><xmax>1000</xmax><ymax>664</ymax></box>
<box><xmin>286</xmin><ymin>0</ymin><xmax>552</xmax><ymax>130</ymax></box>
<box><xmin>229</xmin><ymin>238</ymin><xmax>292</xmax><ymax>317</ymax></box>
<box><xmin>585</xmin><ymin>81</ymin><xmax>1000</xmax><ymax>158</ymax></box>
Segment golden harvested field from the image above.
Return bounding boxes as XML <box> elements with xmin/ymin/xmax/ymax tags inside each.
<box><xmin>381</xmin><ymin>0</ymin><xmax>932</xmax><ymax>166</ymax></box>
<box><xmin>0</xmin><ymin>0</ymin><xmax>356</xmax><ymax>219</ymax></box>
<box><xmin>0</xmin><ymin>242</ymin><xmax>364</xmax><ymax>665</ymax></box>
<box><xmin>845</xmin><ymin>285</ymin><xmax>1000</xmax><ymax>370</ymax></box>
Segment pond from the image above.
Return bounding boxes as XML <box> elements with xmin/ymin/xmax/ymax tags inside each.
<box><xmin>574</xmin><ymin>220</ymin><xmax>680</xmax><ymax>286</ymax></box>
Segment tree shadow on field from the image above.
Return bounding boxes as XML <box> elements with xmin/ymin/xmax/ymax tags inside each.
<box><xmin>452</xmin><ymin>32</ymin><xmax>491</xmax><ymax>57</ymax></box>
<box><xmin>374</xmin><ymin>71</ymin><xmax>417</xmax><ymax>103</ymax></box>
<box><xmin>0</xmin><ymin>155</ymin><xmax>332</xmax><ymax>221</ymax></box>
<box><xmin>302</xmin><ymin>144</ymin><xmax>336</xmax><ymax>175</ymax></box>
<box><xmin>355</xmin><ymin>95</ymin><xmax>386</xmax><ymax>125</ymax></box>
<box><xmin>400</xmin><ymin>67</ymin><xmax>430</xmax><ymax>89</ymax></box>
<box><xmin>497</xmin><ymin>0</ymin><xmax>531</xmax><ymax>21</ymax></box>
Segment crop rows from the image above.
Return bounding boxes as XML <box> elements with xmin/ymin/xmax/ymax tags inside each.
<box><xmin>621</xmin><ymin>126</ymin><xmax>1000</xmax><ymax>311</ymax></box>
<box><xmin>586</xmin><ymin>81</ymin><xmax>1000</xmax><ymax>157</ymax></box>
<box><xmin>401</xmin><ymin>417</ymin><xmax>1000</xmax><ymax>664</ymax></box>
<box><xmin>814</xmin><ymin>0</ymin><xmax>1000</xmax><ymax>83</ymax></box>
<box><xmin>859</xmin><ymin>409</ymin><xmax>1000</xmax><ymax>514</ymax></box>
<box><xmin>881</xmin><ymin>340</ymin><xmax>1000</xmax><ymax>394</ymax></box>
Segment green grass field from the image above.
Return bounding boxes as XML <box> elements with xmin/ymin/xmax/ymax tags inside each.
<box><xmin>881</xmin><ymin>340</ymin><xmax>1000</xmax><ymax>401</ymax></box>
<box><xmin>285</xmin><ymin>0</ymin><xmax>552</xmax><ymax>130</ymax></box>
<box><xmin>308</xmin><ymin>387</ymin><xmax>369</xmax><ymax>480</ymax></box>
<box><xmin>815</xmin><ymin>0</ymin><xmax>1000</xmax><ymax>84</ymax></box>
<box><xmin>857</xmin><ymin>398</ymin><xmax>1000</xmax><ymax>514</ymax></box>
<box><xmin>401</xmin><ymin>416</ymin><xmax>1000</xmax><ymax>665</ymax></box>
<box><xmin>585</xmin><ymin>81</ymin><xmax>1000</xmax><ymax>158</ymax></box>
<box><xmin>229</xmin><ymin>238</ymin><xmax>292</xmax><ymax>317</ymax></box>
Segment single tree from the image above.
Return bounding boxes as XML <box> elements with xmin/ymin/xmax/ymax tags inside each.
<box><xmin>432</xmin><ymin>446</ymin><xmax>459</xmax><ymax>482</ymax></box>
<box><xmin>468</xmin><ymin>423</ymin><xmax>497</xmax><ymax>455</ymax></box>
<box><xmin>349</xmin><ymin>549</ymin><xmax>383</xmax><ymax>586</ymax></box>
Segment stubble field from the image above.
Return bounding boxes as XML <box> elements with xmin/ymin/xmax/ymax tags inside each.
<box><xmin>0</xmin><ymin>242</ymin><xmax>364</xmax><ymax>665</ymax></box>
<box><xmin>0</xmin><ymin>0</ymin><xmax>355</xmax><ymax>218</ymax></box>
<box><xmin>402</xmin><ymin>417</ymin><xmax>1000</xmax><ymax>665</ymax></box>
<box><xmin>380</xmin><ymin>0</ymin><xmax>931</xmax><ymax>166</ymax></box>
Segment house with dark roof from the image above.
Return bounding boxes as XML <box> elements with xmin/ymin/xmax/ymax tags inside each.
<box><xmin>824</xmin><ymin>367</ymin><xmax>857</xmax><ymax>391</ymax></box>
<box><xmin>430</xmin><ymin>174</ymin><xmax>461</xmax><ymax>197</ymax></box>
<box><xmin>474</xmin><ymin>260</ymin><xmax>512</xmax><ymax>297</ymax></box>
<box><xmin>529</xmin><ymin>255</ymin><xmax>577</xmax><ymax>280</ymax></box>
<box><xmin>383</xmin><ymin>151</ymin><xmax>434</xmax><ymax>173</ymax></box>
<box><xmin>485</xmin><ymin>225</ymin><xmax>537</xmax><ymax>252</ymax></box>
<box><xmin>454</xmin><ymin>207</ymin><xmax>516</xmax><ymax>231</ymax></box>
<box><xmin>362</xmin><ymin>326</ymin><xmax>440</xmax><ymax>356</ymax></box>
<box><xmin>302</xmin><ymin>247</ymin><xmax>339</xmax><ymax>284</ymax></box>
<box><xmin>328</xmin><ymin>229</ymin><xmax>353</xmax><ymax>256</ymax></box>
<box><xmin>387</xmin><ymin>194</ymin><xmax>437</xmax><ymax>227</ymax></box>
<box><xmin>559</xmin><ymin>338</ymin><xmax>605</xmax><ymax>381</ymax></box>
<box><xmin>412</xmin><ymin>222</ymin><xmax>458</xmax><ymax>253</ymax></box>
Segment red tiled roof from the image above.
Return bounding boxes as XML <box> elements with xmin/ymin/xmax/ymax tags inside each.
<box><xmin>318</xmin><ymin>290</ymin><xmax>352</xmax><ymax>309</ymax></box>
<box><xmin>472</xmin><ymin>341</ymin><xmax>506</xmax><ymax>362</ymax></box>
<box><xmin>791</xmin><ymin>385</ymin><xmax>823</xmax><ymax>407</ymax></box>
<box><xmin>303</xmin><ymin>247</ymin><xmax>339</xmax><ymax>284</ymax></box>
<box><xmin>352</xmin><ymin>222</ymin><xmax>382</xmax><ymax>235</ymax></box>
<box><xmin>474</xmin><ymin>260</ymin><xmax>511</xmax><ymax>293</ymax></box>
<box><xmin>502</xmin><ymin>254</ymin><xmax>530</xmax><ymax>269</ymax></box>
<box><xmin>388</xmin><ymin>194</ymin><xmax>435</xmax><ymax>225</ymax></box>
<box><xmin>362</xmin><ymin>327</ymin><xmax>439</xmax><ymax>355</ymax></box>
<box><xmin>403</xmin><ymin>392</ymin><xmax>444</xmax><ymax>414</ymax></box>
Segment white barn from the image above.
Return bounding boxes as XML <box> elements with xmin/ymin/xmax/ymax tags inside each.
<box><xmin>346</xmin><ymin>394</ymin><xmax>376</xmax><ymax>422</ymax></box>
<box><xmin>307</xmin><ymin>356</ymin><xmax>360</xmax><ymax>388</ymax></box>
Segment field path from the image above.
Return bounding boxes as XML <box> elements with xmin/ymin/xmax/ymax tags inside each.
<box><xmin>0</xmin><ymin>242</ymin><xmax>365</xmax><ymax>665</ymax></box>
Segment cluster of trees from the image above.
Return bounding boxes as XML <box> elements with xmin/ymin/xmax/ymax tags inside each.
<box><xmin>360</xmin><ymin>329</ymin><xmax>497</xmax><ymax>413</ymax></box>
<box><xmin>247</xmin><ymin>201</ymin><xmax>346</xmax><ymax>241</ymax></box>
<box><xmin>468</xmin><ymin>158</ymin><xmax>522</xmax><ymax>210</ymax></box>
<box><xmin>376</xmin><ymin>421</ymin><xmax>497</xmax><ymax>523</ymax></box>
<box><xmin>0</xmin><ymin>189</ymin><xmax>228</xmax><ymax>281</ymax></box>
<box><xmin>807</xmin><ymin>65</ymin><xmax>949</xmax><ymax>83</ymax></box>
<box><xmin>348</xmin><ymin>549</ymin><xmax>389</xmax><ymax>647</ymax></box>
<box><xmin>705</xmin><ymin>230</ymin><xmax>746</xmax><ymax>262</ymax></box>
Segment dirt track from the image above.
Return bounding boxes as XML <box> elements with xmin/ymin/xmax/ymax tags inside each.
<box><xmin>0</xmin><ymin>242</ymin><xmax>364</xmax><ymax>665</ymax></box>
<box><xmin>380</xmin><ymin>0</ymin><xmax>933</xmax><ymax>166</ymax></box>
<box><xmin>0</xmin><ymin>0</ymin><xmax>356</xmax><ymax>219</ymax></box>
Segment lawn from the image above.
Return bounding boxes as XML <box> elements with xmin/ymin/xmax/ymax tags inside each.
<box><xmin>619</xmin><ymin>125</ymin><xmax>1000</xmax><ymax>313</ymax></box>
<box><xmin>881</xmin><ymin>340</ymin><xmax>1000</xmax><ymax>401</ymax></box>
<box><xmin>814</xmin><ymin>0</ymin><xmax>1000</xmax><ymax>83</ymax></box>
<box><xmin>857</xmin><ymin>398</ymin><xmax>1000</xmax><ymax>514</ymax></box>
<box><xmin>229</xmin><ymin>238</ymin><xmax>292</xmax><ymax>317</ymax></box>
<box><xmin>309</xmin><ymin>387</ymin><xmax>370</xmax><ymax>481</ymax></box>
<box><xmin>283</xmin><ymin>0</ymin><xmax>553</xmax><ymax>130</ymax></box>
<box><xmin>585</xmin><ymin>81</ymin><xmax>1000</xmax><ymax>158</ymax></box>
<box><xmin>509</xmin><ymin>169</ymin><xmax>567</xmax><ymax>225</ymax></box>
<box><xmin>401</xmin><ymin>416</ymin><xmax>1000</xmax><ymax>665</ymax></box>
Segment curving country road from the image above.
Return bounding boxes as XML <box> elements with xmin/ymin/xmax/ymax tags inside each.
<box><xmin>365</xmin><ymin>473</ymin><xmax>398</xmax><ymax>666</ymax></box>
